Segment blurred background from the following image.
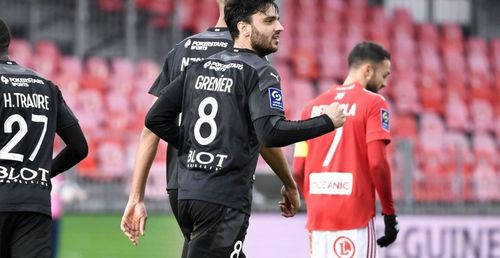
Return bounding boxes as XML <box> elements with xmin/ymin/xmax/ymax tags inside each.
<box><xmin>1</xmin><ymin>0</ymin><xmax>500</xmax><ymax>257</ymax></box>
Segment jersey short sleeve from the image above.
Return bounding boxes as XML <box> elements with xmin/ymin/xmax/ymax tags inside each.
<box><xmin>366</xmin><ymin>97</ymin><xmax>391</xmax><ymax>144</ymax></box>
<box><xmin>55</xmin><ymin>86</ymin><xmax>79</xmax><ymax>131</ymax></box>
<box><xmin>149</xmin><ymin>49</ymin><xmax>175</xmax><ymax>97</ymax></box>
<box><xmin>248</xmin><ymin>65</ymin><xmax>285</xmax><ymax>121</ymax></box>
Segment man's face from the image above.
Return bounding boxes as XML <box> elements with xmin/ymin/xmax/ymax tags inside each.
<box><xmin>249</xmin><ymin>5</ymin><xmax>284</xmax><ymax>57</ymax></box>
<box><xmin>366</xmin><ymin>59</ymin><xmax>391</xmax><ymax>93</ymax></box>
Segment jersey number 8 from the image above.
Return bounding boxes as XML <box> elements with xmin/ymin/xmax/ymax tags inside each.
<box><xmin>194</xmin><ymin>97</ymin><xmax>218</xmax><ymax>145</ymax></box>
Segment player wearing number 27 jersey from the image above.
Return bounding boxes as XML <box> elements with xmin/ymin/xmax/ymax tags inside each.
<box><xmin>0</xmin><ymin>19</ymin><xmax>87</xmax><ymax>258</ymax></box>
<box><xmin>294</xmin><ymin>42</ymin><xmax>399</xmax><ymax>258</ymax></box>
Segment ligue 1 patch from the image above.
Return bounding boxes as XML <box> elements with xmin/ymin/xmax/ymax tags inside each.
<box><xmin>268</xmin><ymin>88</ymin><xmax>284</xmax><ymax>111</ymax></box>
<box><xmin>381</xmin><ymin>109</ymin><xmax>390</xmax><ymax>131</ymax></box>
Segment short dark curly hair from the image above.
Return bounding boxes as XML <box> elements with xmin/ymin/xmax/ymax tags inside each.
<box><xmin>0</xmin><ymin>18</ymin><xmax>11</xmax><ymax>55</ymax></box>
<box><xmin>224</xmin><ymin>0</ymin><xmax>279</xmax><ymax>40</ymax></box>
<box><xmin>348</xmin><ymin>41</ymin><xmax>391</xmax><ymax>68</ymax></box>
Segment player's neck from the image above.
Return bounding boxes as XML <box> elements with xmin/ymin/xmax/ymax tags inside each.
<box><xmin>233</xmin><ymin>39</ymin><xmax>253</xmax><ymax>52</ymax></box>
<box><xmin>343</xmin><ymin>73</ymin><xmax>367</xmax><ymax>88</ymax></box>
<box><xmin>215</xmin><ymin>18</ymin><xmax>227</xmax><ymax>28</ymax></box>
<box><xmin>0</xmin><ymin>54</ymin><xmax>9</xmax><ymax>61</ymax></box>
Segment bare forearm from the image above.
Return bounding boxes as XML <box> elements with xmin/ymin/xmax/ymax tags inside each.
<box><xmin>260</xmin><ymin>147</ymin><xmax>296</xmax><ymax>188</ymax></box>
<box><xmin>128</xmin><ymin>127</ymin><xmax>160</xmax><ymax>202</ymax></box>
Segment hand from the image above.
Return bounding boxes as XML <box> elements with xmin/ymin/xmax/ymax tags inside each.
<box><xmin>279</xmin><ymin>185</ymin><xmax>301</xmax><ymax>217</ymax></box>
<box><xmin>120</xmin><ymin>201</ymin><xmax>148</xmax><ymax>245</ymax></box>
<box><xmin>324</xmin><ymin>102</ymin><xmax>346</xmax><ymax>128</ymax></box>
<box><xmin>377</xmin><ymin>214</ymin><xmax>399</xmax><ymax>247</ymax></box>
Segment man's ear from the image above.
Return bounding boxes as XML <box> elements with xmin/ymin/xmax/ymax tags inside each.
<box><xmin>363</xmin><ymin>63</ymin><xmax>374</xmax><ymax>79</ymax></box>
<box><xmin>238</xmin><ymin>21</ymin><xmax>251</xmax><ymax>37</ymax></box>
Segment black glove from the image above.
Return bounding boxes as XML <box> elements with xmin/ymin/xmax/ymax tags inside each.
<box><xmin>377</xmin><ymin>214</ymin><xmax>399</xmax><ymax>247</ymax></box>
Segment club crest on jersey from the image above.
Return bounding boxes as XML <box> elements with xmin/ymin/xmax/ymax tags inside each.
<box><xmin>268</xmin><ymin>88</ymin><xmax>284</xmax><ymax>111</ymax></box>
<box><xmin>381</xmin><ymin>109</ymin><xmax>390</xmax><ymax>131</ymax></box>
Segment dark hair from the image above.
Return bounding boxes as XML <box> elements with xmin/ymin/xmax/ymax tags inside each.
<box><xmin>347</xmin><ymin>41</ymin><xmax>391</xmax><ymax>68</ymax></box>
<box><xmin>224</xmin><ymin>0</ymin><xmax>279</xmax><ymax>39</ymax></box>
<box><xmin>0</xmin><ymin>18</ymin><xmax>10</xmax><ymax>55</ymax></box>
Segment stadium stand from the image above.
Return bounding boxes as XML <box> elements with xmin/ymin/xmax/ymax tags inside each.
<box><xmin>3</xmin><ymin>0</ymin><xmax>499</xmax><ymax>209</ymax></box>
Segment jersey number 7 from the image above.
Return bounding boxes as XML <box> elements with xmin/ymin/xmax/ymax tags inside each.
<box><xmin>322</xmin><ymin>127</ymin><xmax>343</xmax><ymax>167</ymax></box>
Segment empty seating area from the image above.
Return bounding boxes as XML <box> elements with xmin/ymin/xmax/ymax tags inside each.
<box><xmin>8</xmin><ymin>0</ymin><xmax>499</xmax><ymax>203</ymax></box>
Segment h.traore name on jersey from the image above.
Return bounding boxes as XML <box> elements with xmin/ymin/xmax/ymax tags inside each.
<box><xmin>2</xmin><ymin>93</ymin><xmax>50</xmax><ymax>110</ymax></box>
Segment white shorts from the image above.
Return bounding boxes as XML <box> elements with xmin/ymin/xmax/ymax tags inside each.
<box><xmin>309</xmin><ymin>218</ymin><xmax>376</xmax><ymax>258</ymax></box>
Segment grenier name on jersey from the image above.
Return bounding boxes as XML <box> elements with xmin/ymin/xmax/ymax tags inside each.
<box><xmin>194</xmin><ymin>75</ymin><xmax>233</xmax><ymax>93</ymax></box>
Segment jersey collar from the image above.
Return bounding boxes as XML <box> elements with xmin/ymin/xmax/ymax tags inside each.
<box><xmin>0</xmin><ymin>59</ymin><xmax>16</xmax><ymax>65</ymax></box>
<box><xmin>208</xmin><ymin>27</ymin><xmax>229</xmax><ymax>32</ymax></box>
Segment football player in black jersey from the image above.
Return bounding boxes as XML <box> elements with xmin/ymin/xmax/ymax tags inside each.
<box><xmin>0</xmin><ymin>19</ymin><xmax>88</xmax><ymax>258</ymax></box>
<box><xmin>121</xmin><ymin>0</ymin><xmax>301</xmax><ymax>255</ymax></box>
<box><xmin>145</xmin><ymin>1</ymin><xmax>346</xmax><ymax>257</ymax></box>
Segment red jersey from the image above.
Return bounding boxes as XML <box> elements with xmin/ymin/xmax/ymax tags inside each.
<box><xmin>294</xmin><ymin>83</ymin><xmax>391</xmax><ymax>231</ymax></box>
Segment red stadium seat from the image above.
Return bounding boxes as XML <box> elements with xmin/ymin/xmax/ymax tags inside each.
<box><xmin>469</xmin><ymin>99</ymin><xmax>494</xmax><ymax>133</ymax></box>
<box><xmin>178</xmin><ymin>0</ymin><xmax>197</xmax><ymax>31</ymax></box>
<box><xmin>418</xmin><ymin>22</ymin><xmax>439</xmax><ymax>47</ymax></box>
<box><xmin>96</xmin><ymin>139</ymin><xmax>126</xmax><ymax>180</ymax></box>
<box><xmin>441</xmin><ymin>23</ymin><xmax>464</xmax><ymax>54</ymax></box>
<box><xmin>472</xmin><ymin>132</ymin><xmax>498</xmax><ymax>166</ymax></box>
<box><xmin>419</xmin><ymin>72</ymin><xmax>444</xmax><ymax>114</ymax></box>
<box><xmin>292</xmin><ymin>48</ymin><xmax>319</xmax><ymax>80</ymax></box>
<box><xmin>8</xmin><ymin>38</ymin><xmax>32</xmax><ymax>67</ymax></box>
<box><xmin>391</xmin><ymin>75</ymin><xmax>419</xmax><ymax>114</ymax></box>
<box><xmin>392</xmin><ymin>113</ymin><xmax>418</xmax><ymax>142</ymax></box>
<box><xmin>469</xmin><ymin>73</ymin><xmax>493</xmax><ymax>102</ymax></box>
<box><xmin>444</xmin><ymin>92</ymin><xmax>469</xmax><ymax>132</ymax></box>
<box><xmin>473</xmin><ymin>159</ymin><xmax>500</xmax><ymax>202</ymax></box>
<box><xmin>98</xmin><ymin>0</ymin><xmax>124</xmax><ymax>12</ymax></box>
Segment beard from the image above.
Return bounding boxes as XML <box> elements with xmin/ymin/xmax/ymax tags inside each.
<box><xmin>250</xmin><ymin>26</ymin><xmax>278</xmax><ymax>57</ymax></box>
<box><xmin>366</xmin><ymin>76</ymin><xmax>380</xmax><ymax>93</ymax></box>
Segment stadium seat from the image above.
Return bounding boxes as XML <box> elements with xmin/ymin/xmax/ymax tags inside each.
<box><xmin>441</xmin><ymin>23</ymin><xmax>464</xmax><ymax>54</ymax></box>
<box><xmin>473</xmin><ymin>159</ymin><xmax>500</xmax><ymax>202</ymax></box>
<box><xmin>96</xmin><ymin>139</ymin><xmax>126</xmax><ymax>180</ymax></box>
<box><xmin>418</xmin><ymin>46</ymin><xmax>442</xmax><ymax>79</ymax></box>
<box><xmin>469</xmin><ymin>99</ymin><xmax>494</xmax><ymax>133</ymax></box>
<box><xmin>8</xmin><ymin>38</ymin><xmax>32</xmax><ymax>67</ymax></box>
<box><xmin>443</xmin><ymin>131</ymin><xmax>474</xmax><ymax>175</ymax></box>
<box><xmin>419</xmin><ymin>72</ymin><xmax>444</xmax><ymax>114</ymax></box>
<box><xmin>472</xmin><ymin>132</ymin><xmax>498</xmax><ymax>166</ymax></box>
<box><xmin>81</xmin><ymin>57</ymin><xmax>109</xmax><ymax>92</ymax></box>
<box><xmin>392</xmin><ymin>8</ymin><xmax>414</xmax><ymax>36</ymax></box>
<box><xmin>292</xmin><ymin>48</ymin><xmax>319</xmax><ymax>80</ymax></box>
<box><xmin>392</xmin><ymin>113</ymin><xmax>418</xmax><ymax>142</ymax></box>
<box><xmin>391</xmin><ymin>75</ymin><xmax>419</xmax><ymax>114</ymax></box>
<box><xmin>418</xmin><ymin>22</ymin><xmax>439</xmax><ymax>48</ymax></box>
<box><xmin>98</xmin><ymin>0</ymin><xmax>124</xmax><ymax>12</ymax></box>
<box><xmin>178</xmin><ymin>0</ymin><xmax>197</xmax><ymax>31</ymax></box>
<box><xmin>469</xmin><ymin>73</ymin><xmax>493</xmax><ymax>102</ymax></box>
<box><xmin>444</xmin><ymin>92</ymin><xmax>469</xmax><ymax>132</ymax></box>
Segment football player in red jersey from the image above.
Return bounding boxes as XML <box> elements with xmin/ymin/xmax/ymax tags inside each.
<box><xmin>294</xmin><ymin>41</ymin><xmax>399</xmax><ymax>258</ymax></box>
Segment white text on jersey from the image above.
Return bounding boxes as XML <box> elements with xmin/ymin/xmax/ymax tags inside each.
<box><xmin>195</xmin><ymin>75</ymin><xmax>233</xmax><ymax>93</ymax></box>
<box><xmin>187</xmin><ymin>150</ymin><xmax>229</xmax><ymax>172</ymax></box>
<box><xmin>2</xmin><ymin>93</ymin><xmax>50</xmax><ymax>110</ymax></box>
<box><xmin>0</xmin><ymin>165</ymin><xmax>50</xmax><ymax>187</ymax></box>
<box><xmin>311</xmin><ymin>103</ymin><xmax>356</xmax><ymax>118</ymax></box>
<box><xmin>180</xmin><ymin>57</ymin><xmax>204</xmax><ymax>71</ymax></box>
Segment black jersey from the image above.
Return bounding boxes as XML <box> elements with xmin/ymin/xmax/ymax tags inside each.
<box><xmin>0</xmin><ymin>60</ymin><xmax>78</xmax><ymax>216</ymax></box>
<box><xmin>149</xmin><ymin>28</ymin><xmax>233</xmax><ymax>191</ymax></box>
<box><xmin>147</xmin><ymin>48</ymin><xmax>287</xmax><ymax>214</ymax></box>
